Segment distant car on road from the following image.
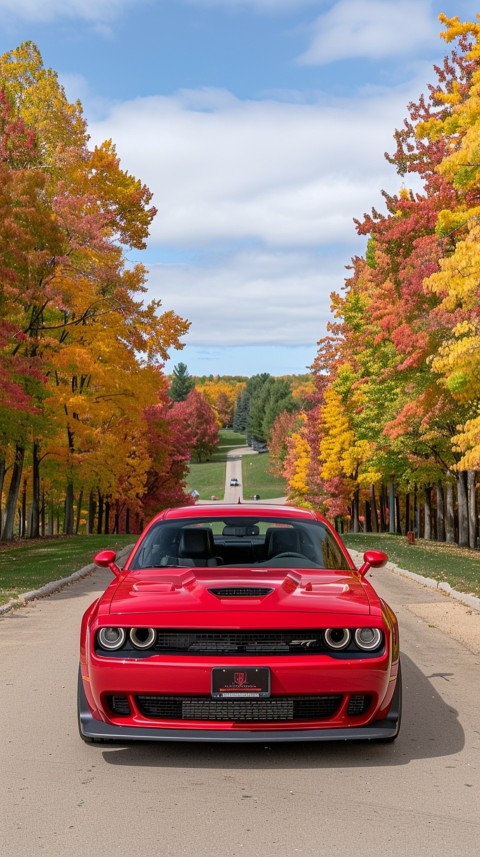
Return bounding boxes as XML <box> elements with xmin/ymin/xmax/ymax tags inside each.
<box><xmin>229</xmin><ymin>477</ymin><xmax>240</xmax><ymax>487</ymax></box>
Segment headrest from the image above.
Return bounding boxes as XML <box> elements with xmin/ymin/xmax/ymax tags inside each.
<box><xmin>178</xmin><ymin>527</ymin><xmax>214</xmax><ymax>558</ymax></box>
<box><xmin>266</xmin><ymin>528</ymin><xmax>301</xmax><ymax>557</ymax></box>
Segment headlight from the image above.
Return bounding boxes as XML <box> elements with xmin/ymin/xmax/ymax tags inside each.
<box><xmin>354</xmin><ymin>627</ymin><xmax>383</xmax><ymax>651</ymax></box>
<box><xmin>97</xmin><ymin>627</ymin><xmax>126</xmax><ymax>651</ymax></box>
<box><xmin>324</xmin><ymin>628</ymin><xmax>351</xmax><ymax>650</ymax></box>
<box><xmin>129</xmin><ymin>627</ymin><xmax>156</xmax><ymax>649</ymax></box>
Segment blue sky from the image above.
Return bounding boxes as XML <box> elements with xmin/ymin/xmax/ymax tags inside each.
<box><xmin>0</xmin><ymin>0</ymin><xmax>472</xmax><ymax>376</ymax></box>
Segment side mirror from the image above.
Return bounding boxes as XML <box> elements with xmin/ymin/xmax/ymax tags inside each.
<box><xmin>94</xmin><ymin>549</ymin><xmax>122</xmax><ymax>578</ymax></box>
<box><xmin>357</xmin><ymin>549</ymin><xmax>388</xmax><ymax>578</ymax></box>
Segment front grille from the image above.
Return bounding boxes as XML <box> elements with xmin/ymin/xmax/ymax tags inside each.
<box><xmin>96</xmin><ymin>629</ymin><xmax>384</xmax><ymax>659</ymax></box>
<box><xmin>136</xmin><ymin>695</ymin><xmax>342</xmax><ymax>722</ymax></box>
<box><xmin>153</xmin><ymin>630</ymin><xmax>325</xmax><ymax>655</ymax></box>
<box><xmin>347</xmin><ymin>695</ymin><xmax>371</xmax><ymax>716</ymax></box>
<box><xmin>209</xmin><ymin>587</ymin><xmax>273</xmax><ymax>598</ymax></box>
<box><xmin>106</xmin><ymin>694</ymin><xmax>131</xmax><ymax>716</ymax></box>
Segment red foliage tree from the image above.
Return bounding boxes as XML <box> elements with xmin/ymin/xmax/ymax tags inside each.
<box><xmin>171</xmin><ymin>389</ymin><xmax>219</xmax><ymax>462</ymax></box>
<box><xmin>142</xmin><ymin>403</ymin><xmax>194</xmax><ymax>513</ymax></box>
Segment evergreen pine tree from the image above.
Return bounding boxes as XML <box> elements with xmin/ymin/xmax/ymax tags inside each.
<box><xmin>169</xmin><ymin>362</ymin><xmax>195</xmax><ymax>402</ymax></box>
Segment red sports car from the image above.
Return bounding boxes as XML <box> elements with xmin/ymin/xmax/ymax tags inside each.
<box><xmin>78</xmin><ymin>504</ymin><xmax>401</xmax><ymax>743</ymax></box>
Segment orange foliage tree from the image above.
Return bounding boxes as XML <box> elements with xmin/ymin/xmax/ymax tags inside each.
<box><xmin>0</xmin><ymin>43</ymin><xmax>190</xmax><ymax>539</ymax></box>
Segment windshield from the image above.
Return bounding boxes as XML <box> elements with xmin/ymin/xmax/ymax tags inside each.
<box><xmin>129</xmin><ymin>515</ymin><xmax>350</xmax><ymax>571</ymax></box>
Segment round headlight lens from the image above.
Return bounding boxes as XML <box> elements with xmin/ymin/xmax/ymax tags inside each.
<box><xmin>97</xmin><ymin>627</ymin><xmax>126</xmax><ymax>651</ymax></box>
<box><xmin>354</xmin><ymin>627</ymin><xmax>383</xmax><ymax>651</ymax></box>
<box><xmin>129</xmin><ymin>627</ymin><xmax>156</xmax><ymax>649</ymax></box>
<box><xmin>324</xmin><ymin>628</ymin><xmax>351</xmax><ymax>650</ymax></box>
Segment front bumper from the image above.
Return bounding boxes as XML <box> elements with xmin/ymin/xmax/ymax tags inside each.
<box><xmin>78</xmin><ymin>662</ymin><xmax>401</xmax><ymax>743</ymax></box>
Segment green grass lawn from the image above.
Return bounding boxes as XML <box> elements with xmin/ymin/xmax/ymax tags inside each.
<box><xmin>0</xmin><ymin>534</ymin><xmax>134</xmax><ymax>606</ymax></box>
<box><xmin>186</xmin><ymin>461</ymin><xmax>227</xmax><ymax>499</ymax></box>
<box><xmin>242</xmin><ymin>453</ymin><xmax>287</xmax><ymax>500</ymax></box>
<box><xmin>343</xmin><ymin>532</ymin><xmax>480</xmax><ymax>598</ymax></box>
<box><xmin>218</xmin><ymin>430</ymin><xmax>247</xmax><ymax>447</ymax></box>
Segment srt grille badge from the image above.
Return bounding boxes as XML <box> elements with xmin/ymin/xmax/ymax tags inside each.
<box><xmin>290</xmin><ymin>639</ymin><xmax>318</xmax><ymax>648</ymax></box>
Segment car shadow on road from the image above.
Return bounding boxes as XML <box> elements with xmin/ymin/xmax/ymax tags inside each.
<box><xmin>99</xmin><ymin>654</ymin><xmax>464</xmax><ymax>769</ymax></box>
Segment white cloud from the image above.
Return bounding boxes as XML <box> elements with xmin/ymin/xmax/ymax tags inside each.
<box><xmin>148</xmin><ymin>248</ymin><xmax>340</xmax><ymax>347</ymax></box>
<box><xmin>87</xmin><ymin>72</ymin><xmax>430</xmax><ymax>347</ymax></box>
<box><xmin>299</xmin><ymin>0</ymin><xmax>438</xmax><ymax>65</ymax></box>
<box><xmin>0</xmin><ymin>0</ymin><xmax>145</xmax><ymax>23</ymax></box>
<box><xmin>89</xmin><ymin>82</ymin><xmax>419</xmax><ymax>250</ymax></box>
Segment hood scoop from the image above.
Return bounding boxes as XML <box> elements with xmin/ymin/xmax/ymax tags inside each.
<box><xmin>303</xmin><ymin>582</ymin><xmax>351</xmax><ymax>594</ymax></box>
<box><xmin>209</xmin><ymin>587</ymin><xmax>273</xmax><ymax>598</ymax></box>
<box><xmin>133</xmin><ymin>571</ymin><xmax>197</xmax><ymax>593</ymax></box>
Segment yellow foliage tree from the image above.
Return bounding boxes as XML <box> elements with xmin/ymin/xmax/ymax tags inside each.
<box><xmin>422</xmin><ymin>16</ymin><xmax>480</xmax><ymax>469</ymax></box>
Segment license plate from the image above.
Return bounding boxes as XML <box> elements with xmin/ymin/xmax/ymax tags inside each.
<box><xmin>211</xmin><ymin>667</ymin><xmax>270</xmax><ymax>698</ymax></box>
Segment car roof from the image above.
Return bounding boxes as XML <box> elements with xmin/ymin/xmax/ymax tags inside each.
<box><xmin>158</xmin><ymin>504</ymin><xmax>320</xmax><ymax>523</ymax></box>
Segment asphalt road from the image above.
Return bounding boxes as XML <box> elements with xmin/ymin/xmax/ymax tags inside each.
<box><xmin>0</xmin><ymin>562</ymin><xmax>479</xmax><ymax>857</ymax></box>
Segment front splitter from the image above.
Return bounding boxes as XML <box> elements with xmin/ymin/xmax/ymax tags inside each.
<box><xmin>78</xmin><ymin>671</ymin><xmax>400</xmax><ymax>743</ymax></box>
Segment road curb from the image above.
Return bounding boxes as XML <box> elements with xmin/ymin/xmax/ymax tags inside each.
<box><xmin>0</xmin><ymin>545</ymin><xmax>134</xmax><ymax>617</ymax></box>
<box><xmin>349</xmin><ymin>549</ymin><xmax>480</xmax><ymax>614</ymax></box>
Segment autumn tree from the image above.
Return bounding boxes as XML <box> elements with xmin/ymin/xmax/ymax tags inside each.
<box><xmin>171</xmin><ymin>389</ymin><xmax>219</xmax><ymax>462</ymax></box>
<box><xmin>0</xmin><ymin>43</ymin><xmax>189</xmax><ymax>539</ymax></box>
<box><xmin>143</xmin><ymin>398</ymin><xmax>194</xmax><ymax>514</ymax></box>
<box><xmin>196</xmin><ymin>377</ymin><xmax>245</xmax><ymax>427</ymax></box>
<box><xmin>230</xmin><ymin>16</ymin><xmax>480</xmax><ymax>545</ymax></box>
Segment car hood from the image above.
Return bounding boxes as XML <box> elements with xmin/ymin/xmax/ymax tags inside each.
<box><xmin>105</xmin><ymin>567</ymin><xmax>374</xmax><ymax>618</ymax></box>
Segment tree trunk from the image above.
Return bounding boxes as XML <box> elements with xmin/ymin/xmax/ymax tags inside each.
<box><xmin>457</xmin><ymin>471</ymin><xmax>469</xmax><ymax>547</ymax></box>
<box><xmin>104</xmin><ymin>499</ymin><xmax>111</xmax><ymax>535</ymax></box>
<box><xmin>436</xmin><ymin>481</ymin><xmax>445</xmax><ymax>542</ymax></box>
<box><xmin>395</xmin><ymin>495</ymin><xmax>402</xmax><ymax>534</ymax></box>
<box><xmin>380</xmin><ymin>484</ymin><xmax>387</xmax><ymax>532</ymax></box>
<box><xmin>41</xmin><ymin>488</ymin><xmax>45</xmax><ymax>537</ymax></box>
<box><xmin>364</xmin><ymin>500</ymin><xmax>372</xmax><ymax>532</ymax></box>
<box><xmin>405</xmin><ymin>493</ymin><xmax>410</xmax><ymax>534</ymax></box>
<box><xmin>352</xmin><ymin>488</ymin><xmax>359</xmax><ymax>533</ymax></box>
<box><xmin>388</xmin><ymin>478</ymin><xmax>395</xmax><ymax>533</ymax></box>
<box><xmin>75</xmin><ymin>488</ymin><xmax>83</xmax><ymax>535</ymax></box>
<box><xmin>125</xmin><ymin>508</ymin><xmax>130</xmax><ymax>535</ymax></box>
<box><xmin>445</xmin><ymin>478</ymin><xmax>455</xmax><ymax>543</ymax></box>
<box><xmin>467</xmin><ymin>470</ymin><xmax>477</xmax><ymax>550</ymax></box>
<box><xmin>113</xmin><ymin>501</ymin><xmax>120</xmax><ymax>535</ymax></box>
<box><xmin>0</xmin><ymin>457</ymin><xmax>6</xmax><ymax>536</ymax></box>
<box><xmin>21</xmin><ymin>479</ymin><xmax>27</xmax><ymax>537</ymax></box>
<box><xmin>1</xmin><ymin>445</ymin><xmax>25</xmax><ymax>541</ymax></box>
<box><xmin>423</xmin><ymin>486</ymin><xmax>432</xmax><ymax>540</ymax></box>
<box><xmin>63</xmin><ymin>482</ymin><xmax>74</xmax><ymax>534</ymax></box>
<box><xmin>97</xmin><ymin>491</ymin><xmax>104</xmax><ymax>535</ymax></box>
<box><xmin>413</xmin><ymin>488</ymin><xmax>417</xmax><ymax>535</ymax></box>
<box><xmin>48</xmin><ymin>499</ymin><xmax>54</xmax><ymax>536</ymax></box>
<box><xmin>369</xmin><ymin>485</ymin><xmax>378</xmax><ymax>532</ymax></box>
<box><xmin>28</xmin><ymin>440</ymin><xmax>41</xmax><ymax>538</ymax></box>
<box><xmin>87</xmin><ymin>490</ymin><xmax>96</xmax><ymax>535</ymax></box>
